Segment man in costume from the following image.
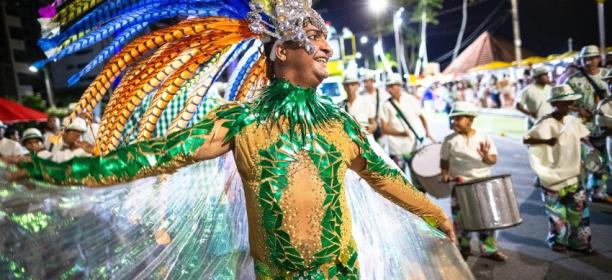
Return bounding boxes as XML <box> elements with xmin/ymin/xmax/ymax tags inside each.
<box><xmin>565</xmin><ymin>45</ymin><xmax>611</xmax><ymax>204</ymax></box>
<box><xmin>3</xmin><ymin>1</ymin><xmax>474</xmax><ymax>279</ymax></box>
<box><xmin>440</xmin><ymin>102</ymin><xmax>507</xmax><ymax>262</ymax></box>
<box><xmin>380</xmin><ymin>74</ymin><xmax>433</xmax><ymax>172</ymax></box>
<box><xmin>343</xmin><ymin>74</ymin><xmax>377</xmax><ymax>134</ymax></box>
<box><xmin>523</xmin><ymin>85</ymin><xmax>594</xmax><ymax>254</ymax></box>
<box><xmin>516</xmin><ymin>67</ymin><xmax>553</xmax><ymax>129</ymax></box>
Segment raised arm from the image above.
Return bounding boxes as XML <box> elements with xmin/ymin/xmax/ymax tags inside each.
<box><xmin>19</xmin><ymin>104</ymin><xmax>245</xmax><ymax>187</ymax></box>
<box><xmin>344</xmin><ymin>119</ymin><xmax>455</xmax><ymax>241</ymax></box>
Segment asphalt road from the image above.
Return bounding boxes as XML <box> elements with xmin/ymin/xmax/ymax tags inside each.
<box><xmin>424</xmin><ymin>114</ymin><xmax>612</xmax><ymax>280</ymax></box>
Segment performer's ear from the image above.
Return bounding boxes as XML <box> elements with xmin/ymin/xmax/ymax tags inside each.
<box><xmin>275</xmin><ymin>43</ymin><xmax>287</xmax><ymax>62</ymax></box>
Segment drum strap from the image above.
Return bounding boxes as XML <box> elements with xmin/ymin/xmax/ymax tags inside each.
<box><xmin>388</xmin><ymin>98</ymin><xmax>424</xmax><ymax>143</ymax></box>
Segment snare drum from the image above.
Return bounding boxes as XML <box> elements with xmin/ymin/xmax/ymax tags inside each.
<box><xmin>411</xmin><ymin>143</ymin><xmax>452</xmax><ymax>198</ymax></box>
<box><xmin>454</xmin><ymin>175</ymin><xmax>522</xmax><ymax>231</ymax></box>
<box><xmin>596</xmin><ymin>97</ymin><xmax>612</xmax><ymax>129</ymax></box>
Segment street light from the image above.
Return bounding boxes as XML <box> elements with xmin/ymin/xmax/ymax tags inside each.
<box><xmin>360</xmin><ymin>36</ymin><xmax>369</xmax><ymax>45</ymax></box>
<box><xmin>368</xmin><ymin>0</ymin><xmax>388</xmax><ymax>15</ymax></box>
<box><xmin>355</xmin><ymin>52</ymin><xmax>363</xmax><ymax>60</ymax></box>
<box><xmin>29</xmin><ymin>64</ymin><xmax>55</xmax><ymax>107</ymax></box>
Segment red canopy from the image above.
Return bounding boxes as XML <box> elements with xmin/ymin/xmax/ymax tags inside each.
<box><xmin>0</xmin><ymin>97</ymin><xmax>48</xmax><ymax>124</ymax></box>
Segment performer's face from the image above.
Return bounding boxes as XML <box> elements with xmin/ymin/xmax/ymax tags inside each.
<box><xmin>534</xmin><ymin>73</ymin><xmax>549</xmax><ymax>85</ymax></box>
<box><xmin>581</xmin><ymin>56</ymin><xmax>601</xmax><ymax>69</ymax></box>
<box><xmin>451</xmin><ymin>116</ymin><xmax>473</xmax><ymax>134</ymax></box>
<box><xmin>387</xmin><ymin>84</ymin><xmax>402</xmax><ymax>99</ymax></box>
<box><xmin>24</xmin><ymin>139</ymin><xmax>44</xmax><ymax>153</ymax></box>
<box><xmin>63</xmin><ymin>130</ymin><xmax>82</xmax><ymax>145</ymax></box>
<box><xmin>343</xmin><ymin>82</ymin><xmax>359</xmax><ymax>97</ymax></box>
<box><xmin>552</xmin><ymin>100</ymin><xmax>574</xmax><ymax>115</ymax></box>
<box><xmin>278</xmin><ymin>24</ymin><xmax>332</xmax><ymax>87</ymax></box>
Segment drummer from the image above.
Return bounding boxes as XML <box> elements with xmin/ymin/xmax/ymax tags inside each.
<box><xmin>343</xmin><ymin>74</ymin><xmax>377</xmax><ymax>134</ymax></box>
<box><xmin>440</xmin><ymin>101</ymin><xmax>507</xmax><ymax>262</ymax></box>
<box><xmin>523</xmin><ymin>85</ymin><xmax>595</xmax><ymax>254</ymax></box>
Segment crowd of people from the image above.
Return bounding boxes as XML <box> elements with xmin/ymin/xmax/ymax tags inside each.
<box><xmin>0</xmin><ymin>113</ymin><xmax>97</xmax><ymax>169</ymax></box>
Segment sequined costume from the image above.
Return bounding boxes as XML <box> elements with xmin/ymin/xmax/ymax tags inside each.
<box><xmin>0</xmin><ymin>0</ymin><xmax>473</xmax><ymax>279</ymax></box>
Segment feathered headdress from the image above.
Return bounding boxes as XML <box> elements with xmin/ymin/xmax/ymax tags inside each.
<box><xmin>33</xmin><ymin>0</ymin><xmax>326</xmax><ymax>154</ymax></box>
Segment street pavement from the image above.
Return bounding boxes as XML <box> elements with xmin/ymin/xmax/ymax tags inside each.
<box><xmin>424</xmin><ymin>113</ymin><xmax>612</xmax><ymax>280</ymax></box>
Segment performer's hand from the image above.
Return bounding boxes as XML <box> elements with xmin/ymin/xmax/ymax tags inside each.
<box><xmin>439</xmin><ymin>219</ymin><xmax>457</xmax><ymax>244</ymax></box>
<box><xmin>546</xmin><ymin>138</ymin><xmax>557</xmax><ymax>146</ymax></box>
<box><xmin>477</xmin><ymin>141</ymin><xmax>491</xmax><ymax>159</ymax></box>
<box><xmin>425</xmin><ymin>131</ymin><xmax>436</xmax><ymax>143</ymax></box>
<box><xmin>442</xmin><ymin>174</ymin><xmax>452</xmax><ymax>183</ymax></box>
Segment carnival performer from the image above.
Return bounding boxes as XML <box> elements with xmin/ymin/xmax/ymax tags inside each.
<box><xmin>380</xmin><ymin>74</ymin><xmax>433</xmax><ymax>172</ymax></box>
<box><xmin>1</xmin><ymin>1</ymin><xmax>474</xmax><ymax>279</ymax></box>
<box><xmin>359</xmin><ymin>72</ymin><xmax>387</xmax><ymax>140</ymax></box>
<box><xmin>565</xmin><ymin>45</ymin><xmax>611</xmax><ymax>204</ymax></box>
<box><xmin>343</xmin><ymin>74</ymin><xmax>377</xmax><ymax>134</ymax></box>
<box><xmin>440</xmin><ymin>101</ymin><xmax>507</xmax><ymax>262</ymax></box>
<box><xmin>0</xmin><ymin>121</ymin><xmax>27</xmax><ymax>161</ymax></box>
<box><xmin>523</xmin><ymin>85</ymin><xmax>595</xmax><ymax>254</ymax></box>
<box><xmin>516</xmin><ymin>67</ymin><xmax>553</xmax><ymax>129</ymax></box>
<box><xmin>43</xmin><ymin>115</ymin><xmax>61</xmax><ymax>149</ymax></box>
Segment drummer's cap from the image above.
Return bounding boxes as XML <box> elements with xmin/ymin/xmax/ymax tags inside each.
<box><xmin>362</xmin><ymin>71</ymin><xmax>376</xmax><ymax>82</ymax></box>
<box><xmin>385</xmin><ymin>73</ymin><xmax>403</xmax><ymax>86</ymax></box>
<box><xmin>577</xmin><ymin>45</ymin><xmax>600</xmax><ymax>59</ymax></box>
<box><xmin>449</xmin><ymin>101</ymin><xmax>479</xmax><ymax>118</ymax></box>
<box><xmin>343</xmin><ymin>73</ymin><xmax>360</xmax><ymax>84</ymax></box>
<box><xmin>548</xmin><ymin>85</ymin><xmax>582</xmax><ymax>103</ymax></box>
<box><xmin>531</xmin><ymin>67</ymin><xmax>548</xmax><ymax>78</ymax></box>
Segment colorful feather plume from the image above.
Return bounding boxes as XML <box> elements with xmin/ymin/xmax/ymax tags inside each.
<box><xmin>37</xmin><ymin>0</ymin><xmax>272</xmax><ymax>155</ymax></box>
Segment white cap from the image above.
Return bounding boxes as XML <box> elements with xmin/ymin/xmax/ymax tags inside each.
<box><xmin>578</xmin><ymin>45</ymin><xmax>600</xmax><ymax>59</ymax></box>
<box><xmin>343</xmin><ymin>74</ymin><xmax>359</xmax><ymax>84</ymax></box>
<box><xmin>385</xmin><ymin>73</ymin><xmax>403</xmax><ymax>86</ymax></box>
<box><xmin>532</xmin><ymin>67</ymin><xmax>549</xmax><ymax>78</ymax></box>
<box><xmin>548</xmin><ymin>85</ymin><xmax>582</xmax><ymax>102</ymax></box>
<box><xmin>66</xmin><ymin>117</ymin><xmax>88</xmax><ymax>133</ymax></box>
<box><xmin>21</xmin><ymin>128</ymin><xmax>44</xmax><ymax>143</ymax></box>
<box><xmin>449</xmin><ymin>101</ymin><xmax>479</xmax><ymax>117</ymax></box>
<box><xmin>0</xmin><ymin>120</ymin><xmax>6</xmax><ymax>129</ymax></box>
<box><xmin>362</xmin><ymin>72</ymin><xmax>376</xmax><ymax>81</ymax></box>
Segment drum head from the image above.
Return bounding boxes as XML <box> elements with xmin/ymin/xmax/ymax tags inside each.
<box><xmin>411</xmin><ymin>143</ymin><xmax>442</xmax><ymax>177</ymax></box>
<box><xmin>598</xmin><ymin>98</ymin><xmax>612</xmax><ymax>128</ymax></box>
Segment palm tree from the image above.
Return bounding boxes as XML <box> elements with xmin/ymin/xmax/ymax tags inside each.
<box><xmin>452</xmin><ymin>0</ymin><xmax>472</xmax><ymax>60</ymax></box>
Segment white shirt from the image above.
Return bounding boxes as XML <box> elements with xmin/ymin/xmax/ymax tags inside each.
<box><xmin>380</xmin><ymin>93</ymin><xmax>423</xmax><ymax>156</ymax></box>
<box><xmin>518</xmin><ymin>84</ymin><xmax>553</xmax><ymax>120</ymax></box>
<box><xmin>360</xmin><ymin>88</ymin><xmax>390</xmax><ymax>121</ymax></box>
<box><xmin>82</xmin><ymin>122</ymin><xmax>99</xmax><ymax>145</ymax></box>
<box><xmin>346</xmin><ymin>95</ymin><xmax>375</xmax><ymax>129</ymax></box>
<box><xmin>525</xmin><ymin>115</ymin><xmax>590</xmax><ymax>191</ymax></box>
<box><xmin>43</xmin><ymin>131</ymin><xmax>58</xmax><ymax>149</ymax></box>
<box><xmin>440</xmin><ymin>130</ymin><xmax>498</xmax><ymax>181</ymax></box>
<box><xmin>47</xmin><ymin>139</ymin><xmax>92</xmax><ymax>163</ymax></box>
<box><xmin>0</xmin><ymin>138</ymin><xmax>27</xmax><ymax>157</ymax></box>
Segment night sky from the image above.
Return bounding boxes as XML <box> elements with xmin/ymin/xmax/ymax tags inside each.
<box><xmin>314</xmin><ymin>0</ymin><xmax>612</xmax><ymax>67</ymax></box>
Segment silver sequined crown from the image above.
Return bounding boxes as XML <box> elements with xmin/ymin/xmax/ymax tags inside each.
<box><xmin>247</xmin><ymin>0</ymin><xmax>327</xmax><ymax>54</ymax></box>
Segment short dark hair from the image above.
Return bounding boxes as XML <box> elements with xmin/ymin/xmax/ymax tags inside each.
<box><xmin>263</xmin><ymin>38</ymin><xmax>277</xmax><ymax>80</ymax></box>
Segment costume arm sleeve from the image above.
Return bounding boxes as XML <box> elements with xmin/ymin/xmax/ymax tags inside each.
<box><xmin>19</xmin><ymin>103</ymin><xmax>245</xmax><ymax>186</ymax></box>
<box><xmin>344</xmin><ymin>118</ymin><xmax>449</xmax><ymax>228</ymax></box>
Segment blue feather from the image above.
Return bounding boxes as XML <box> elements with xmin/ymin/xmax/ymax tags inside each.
<box><xmin>67</xmin><ymin>22</ymin><xmax>150</xmax><ymax>85</ymax></box>
<box><xmin>41</xmin><ymin>5</ymin><xmax>233</xmax><ymax>69</ymax></box>
<box><xmin>227</xmin><ymin>41</ymin><xmax>262</xmax><ymax>100</ymax></box>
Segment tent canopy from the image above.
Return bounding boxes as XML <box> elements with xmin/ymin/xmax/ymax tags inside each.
<box><xmin>443</xmin><ymin>32</ymin><xmax>535</xmax><ymax>74</ymax></box>
<box><xmin>0</xmin><ymin>97</ymin><xmax>48</xmax><ymax>124</ymax></box>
